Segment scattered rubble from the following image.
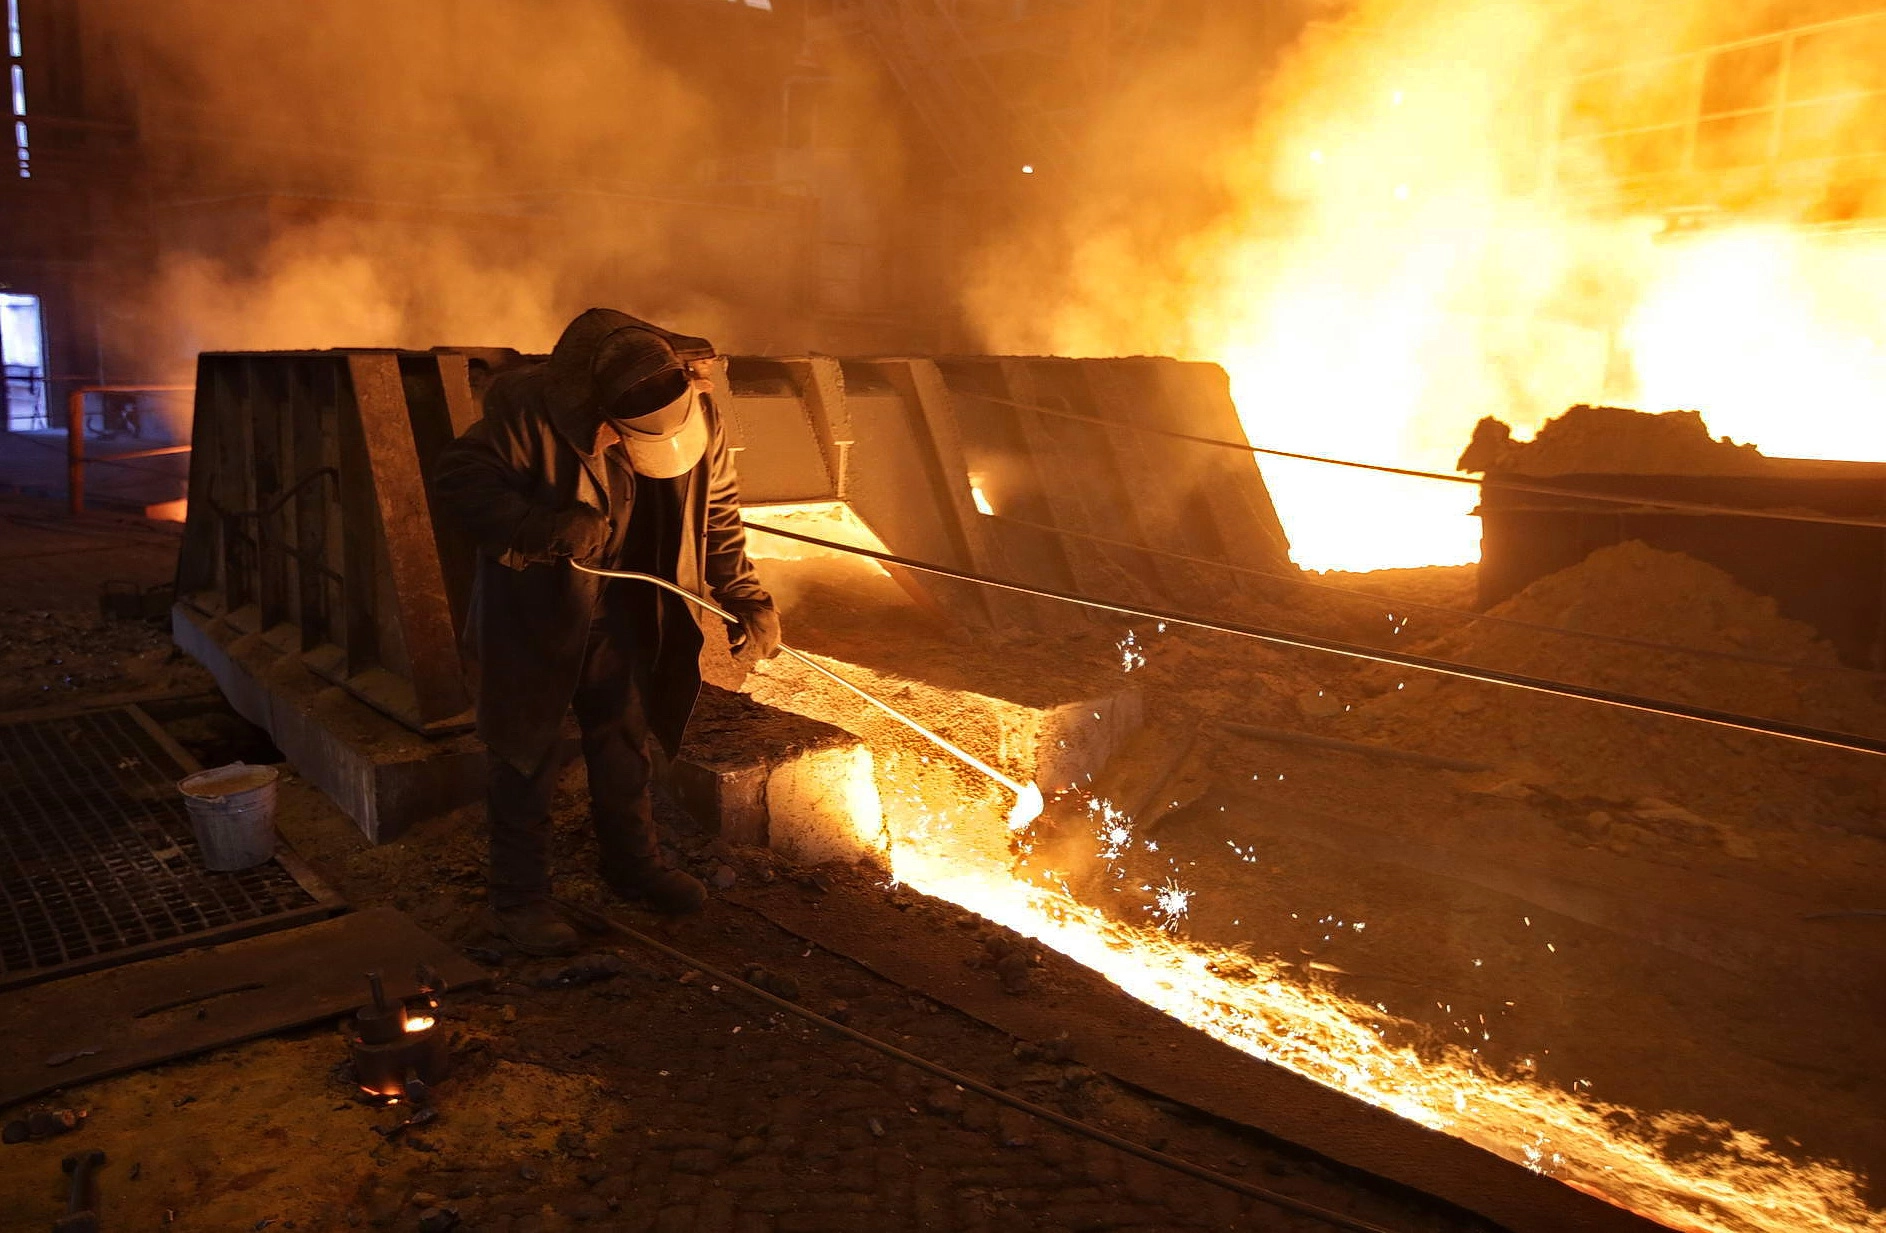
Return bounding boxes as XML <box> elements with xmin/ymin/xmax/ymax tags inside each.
<box><xmin>528</xmin><ymin>954</ymin><xmax>633</xmax><ymax>990</ymax></box>
<box><xmin>2</xmin><ymin>1107</ymin><xmax>86</xmax><ymax>1144</ymax></box>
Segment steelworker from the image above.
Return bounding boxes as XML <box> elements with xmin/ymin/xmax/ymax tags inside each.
<box><xmin>434</xmin><ymin>308</ymin><xmax>781</xmax><ymax>955</ymax></box>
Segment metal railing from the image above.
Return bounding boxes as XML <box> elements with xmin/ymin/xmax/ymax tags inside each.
<box><xmin>66</xmin><ymin>384</ymin><xmax>193</xmax><ymax>514</ymax></box>
<box><xmin>2</xmin><ymin>363</ymin><xmax>45</xmax><ymax>430</ymax></box>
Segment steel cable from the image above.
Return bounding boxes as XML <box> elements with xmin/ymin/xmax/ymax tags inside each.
<box><xmin>979</xmin><ymin>508</ymin><xmax>1883</xmax><ymax>680</ymax></box>
<box><xmin>740</xmin><ymin>519</ymin><xmax>1886</xmax><ymax>759</ymax></box>
<box><xmin>554</xmin><ymin>897</ymin><xmax>1409</xmax><ymax>1233</ymax></box>
<box><xmin>955</xmin><ymin>388</ymin><xmax>1886</xmax><ymax>531</ymax></box>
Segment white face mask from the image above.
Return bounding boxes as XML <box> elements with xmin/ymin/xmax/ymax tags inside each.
<box><xmin>615</xmin><ymin>384</ymin><xmax>708</xmax><ymax>479</ymax></box>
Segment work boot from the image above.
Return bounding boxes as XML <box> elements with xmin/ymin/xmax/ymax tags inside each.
<box><xmin>605</xmin><ymin>864</ymin><xmax>708</xmax><ymax>916</ymax></box>
<box><xmin>487</xmin><ymin>900</ymin><xmax>581</xmax><ymax>956</ymax></box>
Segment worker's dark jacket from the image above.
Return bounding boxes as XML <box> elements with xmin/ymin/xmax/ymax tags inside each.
<box><xmin>432</xmin><ymin>309</ymin><xmax>770</xmax><ymax>774</ymax></box>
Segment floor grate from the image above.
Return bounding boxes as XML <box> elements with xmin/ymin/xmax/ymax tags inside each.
<box><xmin>0</xmin><ymin>705</ymin><xmax>340</xmax><ymax>988</ymax></box>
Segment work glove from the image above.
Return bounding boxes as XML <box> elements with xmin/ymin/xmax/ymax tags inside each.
<box><xmin>515</xmin><ymin>505</ymin><xmax>611</xmax><ymax>564</ymax></box>
<box><xmin>724</xmin><ymin>599</ymin><xmax>782</xmax><ymax>660</ymax></box>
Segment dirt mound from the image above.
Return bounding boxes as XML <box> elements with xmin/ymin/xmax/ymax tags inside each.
<box><xmin>1430</xmin><ymin>540</ymin><xmax>1853</xmax><ymax>719</ymax></box>
<box><xmin>1350</xmin><ymin>542</ymin><xmax>1884</xmax><ymax>816</ymax></box>
<box><xmin>1458</xmin><ymin>406</ymin><xmax>1770</xmax><ymax>477</ymax></box>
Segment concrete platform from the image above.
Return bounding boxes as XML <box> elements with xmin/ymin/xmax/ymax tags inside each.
<box><xmin>172</xmin><ymin>604</ymin><xmax>483</xmax><ymax>842</ymax></box>
<box><xmin>177</xmin><ymin>601</ymin><xmax>890</xmax><ymax>857</ymax></box>
<box><xmin>673</xmin><ymin>684</ymin><xmax>885</xmax><ymax>865</ymax></box>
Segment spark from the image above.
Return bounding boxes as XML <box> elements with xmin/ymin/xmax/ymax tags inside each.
<box><xmin>1150</xmin><ymin>878</ymin><xmax>1193</xmax><ymax>932</ymax></box>
<box><xmin>1090</xmin><ymin>798</ymin><xmax>1133</xmax><ymax>865</ymax></box>
<box><xmin>1116</xmin><ymin>630</ymin><xmax>1147</xmax><ymax>672</ymax></box>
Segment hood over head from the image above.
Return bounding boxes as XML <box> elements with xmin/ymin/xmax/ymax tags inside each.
<box><xmin>541</xmin><ymin>308</ymin><xmax>716</xmax><ymax>455</ymax></box>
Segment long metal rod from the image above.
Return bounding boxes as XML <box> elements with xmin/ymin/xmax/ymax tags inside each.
<box><xmin>955</xmin><ymin>388</ymin><xmax>1886</xmax><ymax>531</ymax></box>
<box><xmin>984</xmin><ymin>506</ymin><xmax>1880</xmax><ymax>679</ymax></box>
<box><xmin>741</xmin><ymin>520</ymin><xmax>1886</xmax><ymax>759</ymax></box>
<box><xmin>570</xmin><ymin>563</ymin><xmax>1040</xmax><ymax>820</ymax></box>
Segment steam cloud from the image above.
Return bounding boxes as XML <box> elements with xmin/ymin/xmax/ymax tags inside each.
<box><xmin>960</xmin><ymin>0</ymin><xmax>1886</xmax><ymax>569</ymax></box>
<box><xmin>100</xmin><ymin>0</ymin><xmax>1886</xmax><ymax>568</ymax></box>
<box><xmin>109</xmin><ymin>0</ymin><xmax>903</xmax><ymax>372</ymax></box>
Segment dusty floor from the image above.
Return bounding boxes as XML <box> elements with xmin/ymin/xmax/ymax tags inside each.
<box><xmin>0</xmin><ymin>496</ymin><xmax>1498</xmax><ymax>1232</ymax></box>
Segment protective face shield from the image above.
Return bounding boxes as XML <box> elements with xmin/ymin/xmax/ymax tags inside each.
<box><xmin>610</xmin><ymin>378</ymin><xmax>709</xmax><ymax>479</ymax></box>
<box><xmin>593</xmin><ymin>327</ymin><xmax>713</xmax><ymax>479</ymax></box>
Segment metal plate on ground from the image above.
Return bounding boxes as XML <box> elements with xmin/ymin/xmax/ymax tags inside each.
<box><xmin>0</xmin><ymin>906</ymin><xmax>488</xmax><ymax>1107</ymax></box>
<box><xmin>729</xmin><ymin>878</ymin><xmax>1666</xmax><ymax>1233</ymax></box>
<box><xmin>0</xmin><ymin>705</ymin><xmax>343</xmax><ymax>990</ymax></box>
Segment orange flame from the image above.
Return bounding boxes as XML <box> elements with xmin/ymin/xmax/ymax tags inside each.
<box><xmin>968</xmin><ymin>3</ymin><xmax>1886</xmax><ymax>572</ymax></box>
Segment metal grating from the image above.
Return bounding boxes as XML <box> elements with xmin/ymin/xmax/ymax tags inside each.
<box><xmin>0</xmin><ymin>706</ymin><xmax>340</xmax><ymax>988</ymax></box>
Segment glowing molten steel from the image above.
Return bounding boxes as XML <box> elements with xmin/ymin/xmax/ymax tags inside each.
<box><xmin>1005</xmin><ymin>782</ymin><xmax>1045</xmax><ymax>832</ymax></box>
<box><xmin>885</xmin><ymin>838</ymin><xmax>1876</xmax><ymax>1233</ymax></box>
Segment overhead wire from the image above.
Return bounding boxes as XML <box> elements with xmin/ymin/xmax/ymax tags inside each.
<box><xmin>979</xmin><ymin>507</ymin><xmax>1881</xmax><ymax>680</ymax></box>
<box><xmin>953</xmin><ymin>389</ymin><xmax>1886</xmax><ymax>531</ymax></box>
<box><xmin>740</xmin><ymin>519</ymin><xmax>1886</xmax><ymax>760</ymax></box>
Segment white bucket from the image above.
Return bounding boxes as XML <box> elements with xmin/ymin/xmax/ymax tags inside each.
<box><xmin>177</xmin><ymin>762</ymin><xmax>281</xmax><ymax>872</ymax></box>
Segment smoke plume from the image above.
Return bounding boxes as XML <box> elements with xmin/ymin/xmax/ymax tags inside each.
<box><xmin>961</xmin><ymin>0</ymin><xmax>1886</xmax><ymax>569</ymax></box>
<box><xmin>106</xmin><ymin>0</ymin><xmax>903</xmax><ymax>371</ymax></box>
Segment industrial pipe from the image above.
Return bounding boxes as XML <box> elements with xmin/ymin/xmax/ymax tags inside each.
<box><xmin>571</xmin><ymin>561</ymin><xmax>1044</xmax><ymax>829</ymax></box>
<box><xmin>66</xmin><ymin>385</ymin><xmax>193</xmax><ymax>515</ymax></box>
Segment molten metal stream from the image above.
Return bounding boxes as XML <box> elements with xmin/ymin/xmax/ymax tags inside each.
<box><xmin>571</xmin><ymin>562</ymin><xmax>1044</xmax><ymax>829</ymax></box>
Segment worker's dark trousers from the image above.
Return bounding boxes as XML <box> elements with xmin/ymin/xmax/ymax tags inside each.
<box><xmin>487</xmin><ymin>628</ymin><xmax>660</xmax><ymax>910</ymax></box>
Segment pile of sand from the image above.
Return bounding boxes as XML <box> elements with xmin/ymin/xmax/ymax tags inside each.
<box><xmin>1349</xmin><ymin>542</ymin><xmax>1884</xmax><ymax>818</ymax></box>
<box><xmin>1428</xmin><ymin>541</ymin><xmax>1864</xmax><ymax>722</ymax></box>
